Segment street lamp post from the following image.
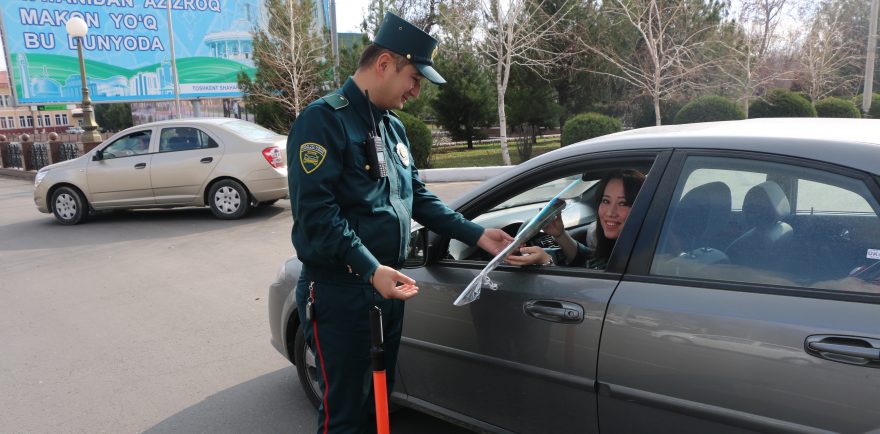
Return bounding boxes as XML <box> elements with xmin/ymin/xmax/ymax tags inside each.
<box><xmin>65</xmin><ymin>17</ymin><xmax>102</xmax><ymax>144</ymax></box>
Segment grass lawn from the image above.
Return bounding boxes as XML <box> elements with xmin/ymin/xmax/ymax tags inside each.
<box><xmin>429</xmin><ymin>137</ymin><xmax>562</xmax><ymax>168</ymax></box>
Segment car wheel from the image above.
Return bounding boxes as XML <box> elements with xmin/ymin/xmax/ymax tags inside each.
<box><xmin>51</xmin><ymin>186</ymin><xmax>88</xmax><ymax>225</ymax></box>
<box><xmin>208</xmin><ymin>179</ymin><xmax>251</xmax><ymax>219</ymax></box>
<box><xmin>293</xmin><ymin>325</ymin><xmax>322</xmax><ymax>410</ymax></box>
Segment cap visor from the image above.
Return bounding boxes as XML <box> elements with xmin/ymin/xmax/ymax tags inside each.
<box><xmin>416</xmin><ymin>64</ymin><xmax>446</xmax><ymax>85</ymax></box>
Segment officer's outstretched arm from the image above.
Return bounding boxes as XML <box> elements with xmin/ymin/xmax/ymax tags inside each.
<box><xmin>370</xmin><ymin>265</ymin><xmax>419</xmax><ymax>300</ymax></box>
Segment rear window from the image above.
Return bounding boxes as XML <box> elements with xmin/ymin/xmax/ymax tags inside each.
<box><xmin>222</xmin><ymin>120</ymin><xmax>280</xmax><ymax>140</ymax></box>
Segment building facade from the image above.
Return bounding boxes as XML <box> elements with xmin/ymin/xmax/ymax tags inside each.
<box><xmin>0</xmin><ymin>71</ymin><xmax>77</xmax><ymax>137</ymax></box>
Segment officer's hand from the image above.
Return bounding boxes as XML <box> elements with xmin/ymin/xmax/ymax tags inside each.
<box><xmin>477</xmin><ymin>228</ymin><xmax>514</xmax><ymax>256</ymax></box>
<box><xmin>370</xmin><ymin>265</ymin><xmax>419</xmax><ymax>300</ymax></box>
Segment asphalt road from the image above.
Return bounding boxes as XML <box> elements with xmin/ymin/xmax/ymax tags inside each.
<box><xmin>0</xmin><ymin>176</ymin><xmax>482</xmax><ymax>434</ymax></box>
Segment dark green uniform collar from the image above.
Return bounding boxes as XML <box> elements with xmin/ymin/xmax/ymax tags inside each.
<box><xmin>341</xmin><ymin>77</ymin><xmax>387</xmax><ymax>132</ymax></box>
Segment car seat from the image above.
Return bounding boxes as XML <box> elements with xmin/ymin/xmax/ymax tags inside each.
<box><xmin>725</xmin><ymin>181</ymin><xmax>793</xmax><ymax>270</ymax></box>
<box><xmin>666</xmin><ymin>181</ymin><xmax>732</xmax><ymax>253</ymax></box>
<box><xmin>652</xmin><ymin>181</ymin><xmax>732</xmax><ymax>276</ymax></box>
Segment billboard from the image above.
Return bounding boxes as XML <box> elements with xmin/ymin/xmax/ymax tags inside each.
<box><xmin>0</xmin><ymin>0</ymin><xmax>260</xmax><ymax>104</ymax></box>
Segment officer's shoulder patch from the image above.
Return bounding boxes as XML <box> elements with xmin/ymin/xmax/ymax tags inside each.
<box><xmin>321</xmin><ymin>93</ymin><xmax>349</xmax><ymax>110</ymax></box>
<box><xmin>299</xmin><ymin>142</ymin><xmax>328</xmax><ymax>174</ymax></box>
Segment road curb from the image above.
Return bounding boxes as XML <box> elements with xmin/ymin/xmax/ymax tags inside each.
<box><xmin>0</xmin><ymin>168</ymin><xmax>35</xmax><ymax>181</ymax></box>
<box><xmin>419</xmin><ymin>166</ymin><xmax>511</xmax><ymax>182</ymax></box>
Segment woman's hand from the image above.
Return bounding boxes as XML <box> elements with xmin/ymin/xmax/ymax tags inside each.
<box><xmin>505</xmin><ymin>245</ymin><xmax>552</xmax><ymax>266</ymax></box>
<box><xmin>542</xmin><ymin>214</ymin><xmax>564</xmax><ymax>237</ymax></box>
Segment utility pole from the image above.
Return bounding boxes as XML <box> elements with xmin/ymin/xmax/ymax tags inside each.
<box><xmin>330</xmin><ymin>0</ymin><xmax>339</xmax><ymax>86</ymax></box>
<box><xmin>863</xmin><ymin>0</ymin><xmax>879</xmax><ymax>115</ymax></box>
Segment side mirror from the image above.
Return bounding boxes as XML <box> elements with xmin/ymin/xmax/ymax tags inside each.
<box><xmin>404</xmin><ymin>227</ymin><xmax>428</xmax><ymax>268</ymax></box>
<box><xmin>92</xmin><ymin>149</ymin><xmax>103</xmax><ymax>161</ymax></box>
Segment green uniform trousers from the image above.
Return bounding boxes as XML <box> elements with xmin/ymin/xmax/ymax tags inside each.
<box><xmin>295</xmin><ymin>274</ymin><xmax>404</xmax><ymax>434</ymax></box>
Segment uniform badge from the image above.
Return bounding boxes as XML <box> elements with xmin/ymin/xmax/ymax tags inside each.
<box><xmin>300</xmin><ymin>142</ymin><xmax>327</xmax><ymax>174</ymax></box>
<box><xmin>396</xmin><ymin>143</ymin><xmax>410</xmax><ymax>167</ymax></box>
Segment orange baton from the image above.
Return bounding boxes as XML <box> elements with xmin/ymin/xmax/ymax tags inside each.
<box><xmin>370</xmin><ymin>306</ymin><xmax>390</xmax><ymax>434</ymax></box>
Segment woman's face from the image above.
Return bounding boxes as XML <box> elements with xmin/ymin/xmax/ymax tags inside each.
<box><xmin>598</xmin><ymin>178</ymin><xmax>631</xmax><ymax>240</ymax></box>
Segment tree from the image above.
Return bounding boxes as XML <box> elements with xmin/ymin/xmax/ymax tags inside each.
<box><xmin>576</xmin><ymin>0</ymin><xmax>728</xmax><ymax>126</ymax></box>
<box><xmin>459</xmin><ymin>0</ymin><xmax>573</xmax><ymax>165</ymax></box>
<box><xmin>795</xmin><ymin>1</ymin><xmax>864</xmax><ymax>102</ymax></box>
<box><xmin>431</xmin><ymin>1</ymin><xmax>495</xmax><ymax>149</ymax></box>
<box><xmin>506</xmin><ymin>66</ymin><xmax>561</xmax><ymax>141</ymax></box>
<box><xmin>94</xmin><ymin>103</ymin><xmax>132</xmax><ymax>132</ymax></box>
<box><xmin>238</xmin><ymin>0</ymin><xmax>327</xmax><ymax>132</ymax></box>
<box><xmin>362</xmin><ymin>0</ymin><xmax>442</xmax><ymax>35</ymax></box>
<box><xmin>720</xmin><ymin>0</ymin><xmax>794</xmax><ymax>116</ymax></box>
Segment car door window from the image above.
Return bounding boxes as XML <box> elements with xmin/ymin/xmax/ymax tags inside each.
<box><xmin>159</xmin><ymin>127</ymin><xmax>218</xmax><ymax>152</ymax></box>
<box><xmin>447</xmin><ymin>164</ymin><xmax>652</xmax><ymax>271</ymax></box>
<box><xmin>651</xmin><ymin>156</ymin><xmax>880</xmax><ymax>294</ymax></box>
<box><xmin>102</xmin><ymin>130</ymin><xmax>151</xmax><ymax>159</ymax></box>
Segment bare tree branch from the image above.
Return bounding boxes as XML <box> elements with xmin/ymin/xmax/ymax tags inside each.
<box><xmin>445</xmin><ymin>0</ymin><xmax>574</xmax><ymax>165</ymax></box>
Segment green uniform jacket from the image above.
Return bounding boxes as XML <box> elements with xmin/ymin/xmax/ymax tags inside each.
<box><xmin>288</xmin><ymin>78</ymin><xmax>484</xmax><ymax>282</ymax></box>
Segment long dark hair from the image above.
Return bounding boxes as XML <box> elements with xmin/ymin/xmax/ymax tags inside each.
<box><xmin>593</xmin><ymin>169</ymin><xmax>646</xmax><ymax>259</ymax></box>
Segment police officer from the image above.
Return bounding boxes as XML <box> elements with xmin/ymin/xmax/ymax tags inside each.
<box><xmin>287</xmin><ymin>12</ymin><xmax>513</xmax><ymax>434</ymax></box>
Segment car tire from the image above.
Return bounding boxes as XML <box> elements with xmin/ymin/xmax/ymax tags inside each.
<box><xmin>293</xmin><ymin>325</ymin><xmax>323</xmax><ymax>410</ymax></box>
<box><xmin>208</xmin><ymin>179</ymin><xmax>251</xmax><ymax>220</ymax></box>
<box><xmin>51</xmin><ymin>186</ymin><xmax>88</xmax><ymax>225</ymax></box>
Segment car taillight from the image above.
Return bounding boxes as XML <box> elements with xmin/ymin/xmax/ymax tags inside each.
<box><xmin>262</xmin><ymin>146</ymin><xmax>285</xmax><ymax>168</ymax></box>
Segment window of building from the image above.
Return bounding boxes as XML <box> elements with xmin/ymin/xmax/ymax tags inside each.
<box><xmin>43</xmin><ymin>115</ymin><xmax>51</xmax><ymax>127</ymax></box>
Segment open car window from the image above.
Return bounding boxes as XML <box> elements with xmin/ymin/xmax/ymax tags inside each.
<box><xmin>444</xmin><ymin>160</ymin><xmax>655</xmax><ymax>270</ymax></box>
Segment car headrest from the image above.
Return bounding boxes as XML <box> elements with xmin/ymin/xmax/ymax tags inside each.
<box><xmin>743</xmin><ymin>181</ymin><xmax>790</xmax><ymax>227</ymax></box>
<box><xmin>673</xmin><ymin>181</ymin><xmax>732</xmax><ymax>250</ymax></box>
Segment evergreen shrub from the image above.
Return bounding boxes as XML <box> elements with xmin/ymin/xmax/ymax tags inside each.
<box><xmin>561</xmin><ymin>113</ymin><xmax>622</xmax><ymax>147</ymax></box>
<box><xmin>394</xmin><ymin>110</ymin><xmax>433</xmax><ymax>168</ymax></box>
<box><xmin>674</xmin><ymin>96</ymin><xmax>745</xmax><ymax>124</ymax></box>
<box><xmin>749</xmin><ymin>89</ymin><xmax>816</xmax><ymax>118</ymax></box>
<box><xmin>815</xmin><ymin>97</ymin><xmax>861</xmax><ymax>118</ymax></box>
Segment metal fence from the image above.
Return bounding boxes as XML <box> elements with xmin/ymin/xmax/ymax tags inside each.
<box><xmin>5</xmin><ymin>142</ymin><xmax>23</xmax><ymax>169</ymax></box>
<box><xmin>30</xmin><ymin>143</ymin><xmax>50</xmax><ymax>170</ymax></box>
<box><xmin>59</xmin><ymin>142</ymin><xmax>80</xmax><ymax>162</ymax></box>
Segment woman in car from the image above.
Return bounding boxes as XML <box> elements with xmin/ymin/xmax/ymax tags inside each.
<box><xmin>507</xmin><ymin>169</ymin><xmax>646</xmax><ymax>269</ymax></box>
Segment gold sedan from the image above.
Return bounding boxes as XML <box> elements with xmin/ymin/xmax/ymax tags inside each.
<box><xmin>34</xmin><ymin>118</ymin><xmax>288</xmax><ymax>224</ymax></box>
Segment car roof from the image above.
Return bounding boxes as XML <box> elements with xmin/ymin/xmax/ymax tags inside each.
<box><xmin>523</xmin><ymin>118</ymin><xmax>880</xmax><ymax>176</ymax></box>
<box><xmin>133</xmin><ymin>117</ymin><xmax>247</xmax><ymax>128</ymax></box>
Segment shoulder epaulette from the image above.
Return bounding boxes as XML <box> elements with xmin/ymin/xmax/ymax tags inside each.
<box><xmin>321</xmin><ymin>93</ymin><xmax>349</xmax><ymax>110</ymax></box>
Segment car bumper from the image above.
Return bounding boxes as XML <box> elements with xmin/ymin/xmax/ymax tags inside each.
<box><xmin>268</xmin><ymin>257</ymin><xmax>300</xmax><ymax>362</ymax></box>
<box><xmin>34</xmin><ymin>184</ymin><xmax>50</xmax><ymax>213</ymax></box>
<box><xmin>245</xmin><ymin>167</ymin><xmax>289</xmax><ymax>202</ymax></box>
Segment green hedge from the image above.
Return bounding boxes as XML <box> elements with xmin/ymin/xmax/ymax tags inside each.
<box><xmin>674</xmin><ymin>96</ymin><xmax>745</xmax><ymax>124</ymax></box>
<box><xmin>815</xmin><ymin>97</ymin><xmax>861</xmax><ymax>118</ymax></box>
<box><xmin>852</xmin><ymin>93</ymin><xmax>880</xmax><ymax>118</ymax></box>
<box><xmin>394</xmin><ymin>110</ymin><xmax>433</xmax><ymax>168</ymax></box>
<box><xmin>561</xmin><ymin>112</ymin><xmax>622</xmax><ymax>147</ymax></box>
<box><xmin>749</xmin><ymin>89</ymin><xmax>816</xmax><ymax>118</ymax></box>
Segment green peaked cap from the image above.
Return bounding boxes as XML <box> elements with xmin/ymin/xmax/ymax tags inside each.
<box><xmin>373</xmin><ymin>12</ymin><xmax>445</xmax><ymax>85</ymax></box>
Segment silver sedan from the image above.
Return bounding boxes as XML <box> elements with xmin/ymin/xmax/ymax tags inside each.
<box><xmin>34</xmin><ymin>118</ymin><xmax>288</xmax><ymax>224</ymax></box>
<box><xmin>270</xmin><ymin>118</ymin><xmax>880</xmax><ymax>433</ymax></box>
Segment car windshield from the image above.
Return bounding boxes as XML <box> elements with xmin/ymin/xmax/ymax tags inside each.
<box><xmin>222</xmin><ymin>120</ymin><xmax>279</xmax><ymax>140</ymax></box>
<box><xmin>490</xmin><ymin>176</ymin><xmax>596</xmax><ymax>211</ymax></box>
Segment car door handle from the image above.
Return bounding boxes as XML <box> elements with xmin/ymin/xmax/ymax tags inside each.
<box><xmin>805</xmin><ymin>335</ymin><xmax>880</xmax><ymax>367</ymax></box>
<box><xmin>134</xmin><ymin>162</ymin><xmax>147</xmax><ymax>169</ymax></box>
<box><xmin>200</xmin><ymin>157</ymin><xmax>213</xmax><ymax>164</ymax></box>
<box><xmin>524</xmin><ymin>300</ymin><xmax>583</xmax><ymax>324</ymax></box>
